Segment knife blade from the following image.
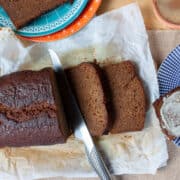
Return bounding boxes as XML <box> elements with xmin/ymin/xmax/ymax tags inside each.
<box><xmin>48</xmin><ymin>49</ymin><xmax>112</xmax><ymax>180</ymax></box>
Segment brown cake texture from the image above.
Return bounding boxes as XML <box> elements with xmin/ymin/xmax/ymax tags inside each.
<box><xmin>0</xmin><ymin>0</ymin><xmax>73</xmax><ymax>29</ymax></box>
<box><xmin>0</xmin><ymin>68</ymin><xmax>69</xmax><ymax>147</ymax></box>
<box><xmin>103</xmin><ymin>61</ymin><xmax>146</xmax><ymax>134</ymax></box>
<box><xmin>153</xmin><ymin>87</ymin><xmax>180</xmax><ymax>140</ymax></box>
<box><xmin>66</xmin><ymin>62</ymin><xmax>108</xmax><ymax>136</ymax></box>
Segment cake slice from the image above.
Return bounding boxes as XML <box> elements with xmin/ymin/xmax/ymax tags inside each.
<box><xmin>0</xmin><ymin>0</ymin><xmax>73</xmax><ymax>29</ymax></box>
<box><xmin>103</xmin><ymin>61</ymin><xmax>146</xmax><ymax>134</ymax></box>
<box><xmin>66</xmin><ymin>63</ymin><xmax>108</xmax><ymax>136</ymax></box>
<box><xmin>0</xmin><ymin>68</ymin><xmax>69</xmax><ymax>147</ymax></box>
<box><xmin>153</xmin><ymin>87</ymin><xmax>180</xmax><ymax>139</ymax></box>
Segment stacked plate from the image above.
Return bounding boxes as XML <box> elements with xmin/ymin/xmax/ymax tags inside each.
<box><xmin>0</xmin><ymin>0</ymin><xmax>102</xmax><ymax>42</ymax></box>
<box><xmin>158</xmin><ymin>45</ymin><xmax>180</xmax><ymax>147</ymax></box>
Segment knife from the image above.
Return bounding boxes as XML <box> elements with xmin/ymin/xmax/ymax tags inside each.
<box><xmin>48</xmin><ymin>49</ymin><xmax>112</xmax><ymax>180</ymax></box>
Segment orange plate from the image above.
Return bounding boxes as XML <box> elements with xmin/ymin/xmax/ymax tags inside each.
<box><xmin>19</xmin><ymin>0</ymin><xmax>102</xmax><ymax>42</ymax></box>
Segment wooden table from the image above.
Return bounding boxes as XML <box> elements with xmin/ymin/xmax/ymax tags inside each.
<box><xmin>97</xmin><ymin>0</ymin><xmax>169</xmax><ymax>30</ymax></box>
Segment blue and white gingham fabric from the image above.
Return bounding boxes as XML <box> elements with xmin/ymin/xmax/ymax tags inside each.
<box><xmin>158</xmin><ymin>44</ymin><xmax>180</xmax><ymax>146</ymax></box>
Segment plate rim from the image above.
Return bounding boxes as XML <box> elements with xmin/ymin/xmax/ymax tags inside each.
<box><xmin>18</xmin><ymin>0</ymin><xmax>102</xmax><ymax>42</ymax></box>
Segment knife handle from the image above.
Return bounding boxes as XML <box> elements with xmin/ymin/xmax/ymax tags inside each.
<box><xmin>86</xmin><ymin>146</ymin><xmax>113</xmax><ymax>180</ymax></box>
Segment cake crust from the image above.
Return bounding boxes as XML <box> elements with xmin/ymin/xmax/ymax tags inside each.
<box><xmin>103</xmin><ymin>61</ymin><xmax>146</xmax><ymax>134</ymax></box>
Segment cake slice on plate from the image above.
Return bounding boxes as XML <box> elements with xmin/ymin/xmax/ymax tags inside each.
<box><xmin>154</xmin><ymin>87</ymin><xmax>180</xmax><ymax>139</ymax></box>
<box><xmin>0</xmin><ymin>0</ymin><xmax>73</xmax><ymax>29</ymax></box>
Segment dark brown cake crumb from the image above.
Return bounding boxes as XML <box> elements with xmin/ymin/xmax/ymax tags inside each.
<box><xmin>103</xmin><ymin>61</ymin><xmax>146</xmax><ymax>134</ymax></box>
<box><xmin>0</xmin><ymin>102</ymin><xmax>57</xmax><ymax>123</ymax></box>
<box><xmin>66</xmin><ymin>62</ymin><xmax>108</xmax><ymax>136</ymax></box>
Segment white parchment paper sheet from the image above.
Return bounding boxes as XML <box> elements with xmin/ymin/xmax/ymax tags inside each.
<box><xmin>0</xmin><ymin>3</ymin><xmax>168</xmax><ymax>180</ymax></box>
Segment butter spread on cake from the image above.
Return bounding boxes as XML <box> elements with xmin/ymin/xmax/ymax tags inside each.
<box><xmin>154</xmin><ymin>87</ymin><xmax>180</xmax><ymax>138</ymax></box>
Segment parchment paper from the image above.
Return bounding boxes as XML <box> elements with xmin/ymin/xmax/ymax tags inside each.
<box><xmin>0</xmin><ymin>3</ymin><xmax>168</xmax><ymax>180</ymax></box>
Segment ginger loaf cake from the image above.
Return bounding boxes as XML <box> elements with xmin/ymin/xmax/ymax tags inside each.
<box><xmin>0</xmin><ymin>68</ymin><xmax>69</xmax><ymax>147</ymax></box>
<box><xmin>66</xmin><ymin>62</ymin><xmax>108</xmax><ymax>136</ymax></box>
<box><xmin>153</xmin><ymin>87</ymin><xmax>180</xmax><ymax>140</ymax></box>
<box><xmin>103</xmin><ymin>61</ymin><xmax>146</xmax><ymax>134</ymax></box>
<box><xmin>0</xmin><ymin>0</ymin><xmax>73</xmax><ymax>29</ymax></box>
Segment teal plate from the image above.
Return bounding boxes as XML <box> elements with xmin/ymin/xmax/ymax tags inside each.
<box><xmin>0</xmin><ymin>0</ymin><xmax>88</xmax><ymax>37</ymax></box>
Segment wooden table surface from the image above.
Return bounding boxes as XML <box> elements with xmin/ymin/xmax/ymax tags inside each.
<box><xmin>49</xmin><ymin>1</ymin><xmax>179</xmax><ymax>180</ymax></box>
<box><xmin>97</xmin><ymin>0</ymin><xmax>169</xmax><ymax>30</ymax></box>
